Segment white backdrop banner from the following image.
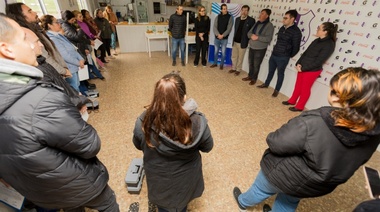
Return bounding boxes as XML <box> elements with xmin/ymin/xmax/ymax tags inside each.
<box><xmin>252</xmin><ymin>0</ymin><xmax>380</xmax><ymax>85</ymax></box>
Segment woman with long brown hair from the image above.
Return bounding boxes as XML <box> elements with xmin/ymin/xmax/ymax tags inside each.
<box><xmin>133</xmin><ymin>72</ymin><xmax>214</xmax><ymax>212</ymax></box>
<box><xmin>234</xmin><ymin>67</ymin><xmax>380</xmax><ymax>211</ymax></box>
<box><xmin>283</xmin><ymin>22</ymin><xmax>338</xmax><ymax>112</ymax></box>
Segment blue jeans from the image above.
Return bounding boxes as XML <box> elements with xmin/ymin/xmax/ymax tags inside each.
<box><xmin>110</xmin><ymin>33</ymin><xmax>116</xmax><ymax>49</ymax></box>
<box><xmin>238</xmin><ymin>170</ymin><xmax>300</xmax><ymax>211</ymax></box>
<box><xmin>248</xmin><ymin>48</ymin><xmax>267</xmax><ymax>80</ymax></box>
<box><xmin>264</xmin><ymin>55</ymin><xmax>290</xmax><ymax>91</ymax></box>
<box><xmin>172</xmin><ymin>37</ymin><xmax>185</xmax><ymax>62</ymax></box>
<box><xmin>213</xmin><ymin>38</ymin><xmax>228</xmax><ymax>66</ymax></box>
<box><xmin>66</xmin><ymin>72</ymin><xmax>80</xmax><ymax>92</ymax></box>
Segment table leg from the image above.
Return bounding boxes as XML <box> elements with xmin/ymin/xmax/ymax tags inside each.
<box><xmin>186</xmin><ymin>42</ymin><xmax>189</xmax><ymax>64</ymax></box>
<box><xmin>148</xmin><ymin>38</ymin><xmax>151</xmax><ymax>57</ymax></box>
<box><xmin>167</xmin><ymin>37</ymin><xmax>170</xmax><ymax>57</ymax></box>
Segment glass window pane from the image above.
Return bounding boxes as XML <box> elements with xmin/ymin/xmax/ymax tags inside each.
<box><xmin>43</xmin><ymin>0</ymin><xmax>60</xmax><ymax>17</ymax></box>
<box><xmin>17</xmin><ymin>0</ymin><xmax>43</xmax><ymax>16</ymax></box>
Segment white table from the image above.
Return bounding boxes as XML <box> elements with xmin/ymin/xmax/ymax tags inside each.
<box><xmin>145</xmin><ymin>32</ymin><xmax>170</xmax><ymax>57</ymax></box>
<box><xmin>185</xmin><ymin>33</ymin><xmax>196</xmax><ymax>64</ymax></box>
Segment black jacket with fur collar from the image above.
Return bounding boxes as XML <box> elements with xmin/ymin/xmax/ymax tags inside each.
<box><xmin>261</xmin><ymin>107</ymin><xmax>380</xmax><ymax>198</ymax></box>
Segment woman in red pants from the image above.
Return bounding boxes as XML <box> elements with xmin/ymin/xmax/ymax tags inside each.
<box><xmin>283</xmin><ymin>22</ymin><xmax>338</xmax><ymax>111</ymax></box>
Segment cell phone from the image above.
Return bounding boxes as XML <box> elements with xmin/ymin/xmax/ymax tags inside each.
<box><xmin>363</xmin><ymin>166</ymin><xmax>380</xmax><ymax>199</ymax></box>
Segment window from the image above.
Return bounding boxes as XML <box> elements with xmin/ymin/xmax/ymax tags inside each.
<box><xmin>16</xmin><ymin>0</ymin><xmax>88</xmax><ymax>18</ymax></box>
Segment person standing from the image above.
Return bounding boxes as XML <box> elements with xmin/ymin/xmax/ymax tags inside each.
<box><xmin>169</xmin><ymin>6</ymin><xmax>186</xmax><ymax>66</ymax></box>
<box><xmin>133</xmin><ymin>72</ymin><xmax>214</xmax><ymax>212</ymax></box>
<box><xmin>234</xmin><ymin>67</ymin><xmax>380</xmax><ymax>212</ymax></box>
<box><xmin>193</xmin><ymin>6</ymin><xmax>210</xmax><ymax>67</ymax></box>
<box><xmin>257</xmin><ymin>10</ymin><xmax>302</xmax><ymax>97</ymax></box>
<box><xmin>41</xmin><ymin>15</ymin><xmax>85</xmax><ymax>92</ymax></box>
<box><xmin>228</xmin><ymin>5</ymin><xmax>255</xmax><ymax>76</ymax></box>
<box><xmin>242</xmin><ymin>9</ymin><xmax>274</xmax><ymax>85</ymax></box>
<box><xmin>103</xmin><ymin>5</ymin><xmax>118</xmax><ymax>56</ymax></box>
<box><xmin>0</xmin><ymin>14</ymin><xmax>119</xmax><ymax>212</ymax></box>
<box><xmin>283</xmin><ymin>22</ymin><xmax>337</xmax><ymax>112</ymax></box>
<box><xmin>210</xmin><ymin>3</ymin><xmax>233</xmax><ymax>70</ymax></box>
<box><xmin>94</xmin><ymin>8</ymin><xmax>114</xmax><ymax>60</ymax></box>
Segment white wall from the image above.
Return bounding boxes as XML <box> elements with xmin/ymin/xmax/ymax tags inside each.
<box><xmin>0</xmin><ymin>0</ymin><xmax>6</xmax><ymax>13</ymax></box>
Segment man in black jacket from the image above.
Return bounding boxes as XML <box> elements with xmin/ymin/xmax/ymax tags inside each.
<box><xmin>169</xmin><ymin>6</ymin><xmax>186</xmax><ymax>66</ymax></box>
<box><xmin>257</xmin><ymin>10</ymin><xmax>302</xmax><ymax>97</ymax></box>
<box><xmin>228</xmin><ymin>5</ymin><xmax>255</xmax><ymax>76</ymax></box>
<box><xmin>0</xmin><ymin>14</ymin><xmax>119</xmax><ymax>211</ymax></box>
<box><xmin>210</xmin><ymin>3</ymin><xmax>233</xmax><ymax>70</ymax></box>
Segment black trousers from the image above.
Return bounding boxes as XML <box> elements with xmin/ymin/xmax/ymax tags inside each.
<box><xmin>194</xmin><ymin>36</ymin><xmax>209</xmax><ymax>66</ymax></box>
<box><xmin>102</xmin><ymin>38</ymin><xmax>112</xmax><ymax>56</ymax></box>
<box><xmin>94</xmin><ymin>44</ymin><xmax>106</xmax><ymax>62</ymax></box>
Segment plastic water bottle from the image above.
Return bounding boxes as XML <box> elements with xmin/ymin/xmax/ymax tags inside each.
<box><xmin>152</xmin><ymin>26</ymin><xmax>156</xmax><ymax>34</ymax></box>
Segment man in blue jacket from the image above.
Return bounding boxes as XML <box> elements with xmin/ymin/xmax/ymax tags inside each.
<box><xmin>257</xmin><ymin>10</ymin><xmax>302</xmax><ymax>97</ymax></box>
<box><xmin>228</xmin><ymin>5</ymin><xmax>255</xmax><ymax>76</ymax></box>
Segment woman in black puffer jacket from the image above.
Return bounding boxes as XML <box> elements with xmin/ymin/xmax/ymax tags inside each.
<box><xmin>234</xmin><ymin>67</ymin><xmax>380</xmax><ymax>211</ymax></box>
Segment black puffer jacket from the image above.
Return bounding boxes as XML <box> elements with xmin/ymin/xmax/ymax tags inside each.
<box><xmin>36</xmin><ymin>56</ymin><xmax>89</xmax><ymax>109</ymax></box>
<box><xmin>169</xmin><ymin>13</ymin><xmax>186</xmax><ymax>39</ymax></box>
<box><xmin>261</xmin><ymin>107</ymin><xmax>380</xmax><ymax>198</ymax></box>
<box><xmin>272</xmin><ymin>24</ymin><xmax>302</xmax><ymax>57</ymax></box>
<box><xmin>0</xmin><ymin>59</ymin><xmax>108</xmax><ymax>209</ymax></box>
<box><xmin>133</xmin><ymin>99</ymin><xmax>213</xmax><ymax>211</ymax></box>
<box><xmin>61</xmin><ymin>21</ymin><xmax>91</xmax><ymax>59</ymax></box>
<box><xmin>296</xmin><ymin>36</ymin><xmax>335</xmax><ymax>71</ymax></box>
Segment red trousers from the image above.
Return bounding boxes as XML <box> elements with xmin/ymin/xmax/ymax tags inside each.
<box><xmin>287</xmin><ymin>70</ymin><xmax>322</xmax><ymax>110</ymax></box>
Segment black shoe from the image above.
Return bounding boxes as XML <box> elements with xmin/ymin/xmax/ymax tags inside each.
<box><xmin>263</xmin><ymin>204</ymin><xmax>272</xmax><ymax>212</ymax></box>
<box><xmin>181</xmin><ymin>61</ymin><xmax>185</xmax><ymax>66</ymax></box>
<box><xmin>289</xmin><ymin>107</ymin><xmax>303</xmax><ymax>112</ymax></box>
<box><xmin>272</xmin><ymin>90</ymin><xmax>279</xmax><ymax>97</ymax></box>
<box><xmin>257</xmin><ymin>84</ymin><xmax>268</xmax><ymax>88</ymax></box>
<box><xmin>172</xmin><ymin>61</ymin><xmax>176</xmax><ymax>66</ymax></box>
<box><xmin>210</xmin><ymin>64</ymin><xmax>217</xmax><ymax>68</ymax></box>
<box><xmin>282</xmin><ymin>101</ymin><xmax>294</xmax><ymax>105</ymax></box>
<box><xmin>233</xmin><ymin>187</ymin><xmax>247</xmax><ymax>211</ymax></box>
<box><xmin>219</xmin><ymin>65</ymin><xmax>223</xmax><ymax>70</ymax></box>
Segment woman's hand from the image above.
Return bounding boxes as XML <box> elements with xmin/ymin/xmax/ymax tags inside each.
<box><xmin>79</xmin><ymin>60</ymin><xmax>85</xmax><ymax>68</ymax></box>
<box><xmin>65</xmin><ymin>68</ymin><xmax>72</xmax><ymax>78</ymax></box>
<box><xmin>296</xmin><ymin>64</ymin><xmax>302</xmax><ymax>72</ymax></box>
<box><xmin>80</xmin><ymin>105</ymin><xmax>88</xmax><ymax>114</ymax></box>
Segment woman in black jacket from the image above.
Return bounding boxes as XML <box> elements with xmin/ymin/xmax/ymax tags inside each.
<box><xmin>133</xmin><ymin>72</ymin><xmax>214</xmax><ymax>212</ymax></box>
<box><xmin>234</xmin><ymin>67</ymin><xmax>380</xmax><ymax>211</ymax></box>
<box><xmin>283</xmin><ymin>22</ymin><xmax>337</xmax><ymax>112</ymax></box>
<box><xmin>193</xmin><ymin>6</ymin><xmax>210</xmax><ymax>67</ymax></box>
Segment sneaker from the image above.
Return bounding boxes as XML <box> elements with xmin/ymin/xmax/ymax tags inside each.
<box><xmin>263</xmin><ymin>204</ymin><xmax>272</xmax><ymax>212</ymax></box>
<box><xmin>172</xmin><ymin>61</ymin><xmax>176</xmax><ymax>66</ymax></box>
<box><xmin>194</xmin><ymin>63</ymin><xmax>198</xmax><ymax>67</ymax></box>
<box><xmin>210</xmin><ymin>64</ymin><xmax>217</xmax><ymax>68</ymax></box>
<box><xmin>233</xmin><ymin>187</ymin><xmax>247</xmax><ymax>211</ymax></box>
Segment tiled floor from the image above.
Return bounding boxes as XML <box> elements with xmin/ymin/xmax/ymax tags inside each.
<box><xmin>88</xmin><ymin>51</ymin><xmax>380</xmax><ymax>212</ymax></box>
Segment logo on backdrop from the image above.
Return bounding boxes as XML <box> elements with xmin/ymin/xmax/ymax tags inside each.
<box><xmin>296</xmin><ymin>10</ymin><xmax>316</xmax><ymax>47</ymax></box>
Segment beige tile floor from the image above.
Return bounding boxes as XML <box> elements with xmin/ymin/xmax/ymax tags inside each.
<box><xmin>88</xmin><ymin>50</ymin><xmax>380</xmax><ymax>212</ymax></box>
